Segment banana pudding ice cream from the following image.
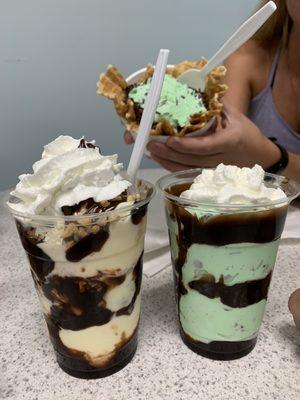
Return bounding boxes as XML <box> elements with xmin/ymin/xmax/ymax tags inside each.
<box><xmin>8</xmin><ymin>135</ymin><xmax>154</xmax><ymax>378</ymax></box>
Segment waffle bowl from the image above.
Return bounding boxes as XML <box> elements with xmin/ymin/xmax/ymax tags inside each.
<box><xmin>97</xmin><ymin>59</ymin><xmax>228</xmax><ymax>142</ymax></box>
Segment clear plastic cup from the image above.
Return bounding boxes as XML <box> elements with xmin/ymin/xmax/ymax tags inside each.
<box><xmin>8</xmin><ymin>180</ymin><xmax>154</xmax><ymax>378</ymax></box>
<box><xmin>157</xmin><ymin>169</ymin><xmax>300</xmax><ymax>360</ymax></box>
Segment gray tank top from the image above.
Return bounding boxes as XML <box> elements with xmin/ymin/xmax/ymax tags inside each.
<box><xmin>248</xmin><ymin>48</ymin><xmax>300</xmax><ymax>154</ymax></box>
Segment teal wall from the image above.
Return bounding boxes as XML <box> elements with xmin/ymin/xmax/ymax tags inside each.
<box><xmin>0</xmin><ymin>0</ymin><xmax>258</xmax><ymax>190</ymax></box>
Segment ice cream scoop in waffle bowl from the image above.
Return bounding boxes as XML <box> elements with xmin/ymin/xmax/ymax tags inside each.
<box><xmin>97</xmin><ymin>59</ymin><xmax>228</xmax><ymax>143</ymax></box>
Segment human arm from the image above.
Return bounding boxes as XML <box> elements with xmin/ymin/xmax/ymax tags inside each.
<box><xmin>222</xmin><ymin>40</ymin><xmax>273</xmax><ymax>111</ymax></box>
<box><xmin>145</xmin><ymin>105</ymin><xmax>300</xmax><ymax>181</ymax></box>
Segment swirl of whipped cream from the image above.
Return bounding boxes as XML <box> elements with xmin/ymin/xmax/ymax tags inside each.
<box><xmin>9</xmin><ymin>135</ymin><xmax>132</xmax><ymax>215</ymax></box>
<box><xmin>180</xmin><ymin>164</ymin><xmax>286</xmax><ymax>205</ymax></box>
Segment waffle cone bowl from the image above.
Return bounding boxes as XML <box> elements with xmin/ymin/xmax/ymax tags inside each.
<box><xmin>97</xmin><ymin>59</ymin><xmax>228</xmax><ymax>140</ymax></box>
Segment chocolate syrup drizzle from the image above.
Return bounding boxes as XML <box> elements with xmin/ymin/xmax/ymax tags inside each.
<box><xmin>61</xmin><ymin>195</ymin><xmax>148</xmax><ymax>227</ymax></box>
<box><xmin>62</xmin><ymin>197</ymin><xmax>123</xmax><ymax>216</ymax></box>
<box><xmin>167</xmin><ymin>183</ymin><xmax>288</xmax><ymax>360</ymax></box>
<box><xmin>189</xmin><ymin>272</ymin><xmax>272</xmax><ymax>308</ymax></box>
<box><xmin>78</xmin><ymin>138</ymin><xmax>99</xmax><ymax>150</ymax></box>
<box><xmin>66</xmin><ymin>227</ymin><xmax>109</xmax><ymax>262</ymax></box>
<box><xmin>16</xmin><ymin>221</ymin><xmax>54</xmax><ymax>283</ymax></box>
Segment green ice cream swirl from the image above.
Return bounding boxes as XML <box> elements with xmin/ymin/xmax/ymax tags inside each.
<box><xmin>128</xmin><ymin>74</ymin><xmax>207</xmax><ymax>128</ymax></box>
<box><xmin>166</xmin><ymin>213</ymin><xmax>280</xmax><ymax>344</ymax></box>
<box><xmin>179</xmin><ymin>241</ymin><xmax>280</xmax><ymax>343</ymax></box>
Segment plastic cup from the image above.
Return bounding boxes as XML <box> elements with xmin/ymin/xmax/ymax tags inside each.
<box><xmin>157</xmin><ymin>169</ymin><xmax>300</xmax><ymax>360</ymax></box>
<box><xmin>8</xmin><ymin>180</ymin><xmax>154</xmax><ymax>378</ymax></box>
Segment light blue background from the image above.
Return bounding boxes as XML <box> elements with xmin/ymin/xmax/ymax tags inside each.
<box><xmin>0</xmin><ymin>0</ymin><xmax>258</xmax><ymax>190</ymax></box>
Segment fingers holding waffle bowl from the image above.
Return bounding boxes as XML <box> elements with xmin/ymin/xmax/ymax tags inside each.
<box><xmin>97</xmin><ymin>59</ymin><xmax>228</xmax><ymax>138</ymax></box>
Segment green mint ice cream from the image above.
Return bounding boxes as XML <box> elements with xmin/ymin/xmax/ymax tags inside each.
<box><xmin>178</xmin><ymin>240</ymin><xmax>279</xmax><ymax>343</ymax></box>
<box><xmin>180</xmin><ymin>290</ymin><xmax>266</xmax><ymax>344</ymax></box>
<box><xmin>167</xmin><ymin>211</ymin><xmax>280</xmax><ymax>343</ymax></box>
<box><xmin>128</xmin><ymin>74</ymin><xmax>206</xmax><ymax>128</ymax></box>
<box><xmin>182</xmin><ymin>241</ymin><xmax>279</xmax><ymax>287</ymax></box>
<box><xmin>162</xmin><ymin>164</ymin><xmax>288</xmax><ymax>359</ymax></box>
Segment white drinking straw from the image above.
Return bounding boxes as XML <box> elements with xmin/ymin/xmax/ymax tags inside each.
<box><xmin>127</xmin><ymin>49</ymin><xmax>170</xmax><ymax>182</ymax></box>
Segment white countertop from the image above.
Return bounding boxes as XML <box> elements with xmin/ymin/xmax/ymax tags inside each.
<box><xmin>1</xmin><ymin>170</ymin><xmax>300</xmax><ymax>400</ymax></box>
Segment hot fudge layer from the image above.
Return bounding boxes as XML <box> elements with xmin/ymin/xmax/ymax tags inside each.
<box><xmin>163</xmin><ymin>165</ymin><xmax>288</xmax><ymax>360</ymax></box>
<box><xmin>8</xmin><ymin>135</ymin><xmax>153</xmax><ymax>378</ymax></box>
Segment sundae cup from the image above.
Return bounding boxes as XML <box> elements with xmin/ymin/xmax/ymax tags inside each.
<box><xmin>7</xmin><ymin>135</ymin><xmax>154</xmax><ymax>378</ymax></box>
<box><xmin>158</xmin><ymin>164</ymin><xmax>299</xmax><ymax>360</ymax></box>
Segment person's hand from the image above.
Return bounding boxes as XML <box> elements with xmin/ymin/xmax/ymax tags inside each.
<box><xmin>124</xmin><ymin>131</ymin><xmax>134</xmax><ymax>145</ymax></box>
<box><xmin>137</xmin><ymin>105</ymin><xmax>281</xmax><ymax>171</ymax></box>
<box><xmin>288</xmin><ymin>289</ymin><xmax>300</xmax><ymax>331</ymax></box>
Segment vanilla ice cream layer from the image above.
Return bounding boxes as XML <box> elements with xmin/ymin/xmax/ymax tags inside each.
<box><xmin>59</xmin><ymin>294</ymin><xmax>141</xmax><ymax>362</ymax></box>
<box><xmin>38</xmin><ymin>215</ymin><xmax>146</xmax><ymax>278</ymax></box>
<box><xmin>104</xmin><ymin>271</ymin><xmax>136</xmax><ymax>312</ymax></box>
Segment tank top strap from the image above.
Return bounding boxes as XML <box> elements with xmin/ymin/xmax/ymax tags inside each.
<box><xmin>268</xmin><ymin>47</ymin><xmax>281</xmax><ymax>88</ymax></box>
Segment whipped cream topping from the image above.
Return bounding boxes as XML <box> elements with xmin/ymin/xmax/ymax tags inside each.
<box><xmin>180</xmin><ymin>164</ymin><xmax>286</xmax><ymax>205</ymax></box>
<box><xmin>9</xmin><ymin>135</ymin><xmax>132</xmax><ymax>216</ymax></box>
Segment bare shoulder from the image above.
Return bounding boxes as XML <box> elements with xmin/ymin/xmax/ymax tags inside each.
<box><xmin>230</xmin><ymin>40</ymin><xmax>269</xmax><ymax>57</ymax></box>
<box><xmin>224</xmin><ymin>40</ymin><xmax>276</xmax><ymax>96</ymax></box>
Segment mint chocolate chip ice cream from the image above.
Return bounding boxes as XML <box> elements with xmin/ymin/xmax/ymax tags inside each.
<box><xmin>8</xmin><ymin>135</ymin><xmax>154</xmax><ymax>378</ymax></box>
<box><xmin>159</xmin><ymin>164</ymin><xmax>289</xmax><ymax>360</ymax></box>
<box><xmin>128</xmin><ymin>74</ymin><xmax>206</xmax><ymax>129</ymax></box>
